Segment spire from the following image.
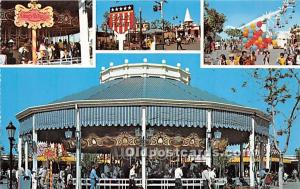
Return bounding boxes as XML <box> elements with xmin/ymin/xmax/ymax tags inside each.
<box><xmin>184</xmin><ymin>8</ymin><xmax>193</xmax><ymax>23</ymax></box>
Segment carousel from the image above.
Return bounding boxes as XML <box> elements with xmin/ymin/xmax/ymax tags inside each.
<box><xmin>16</xmin><ymin>60</ymin><xmax>271</xmax><ymax>188</ymax></box>
<box><xmin>0</xmin><ymin>0</ymin><xmax>92</xmax><ymax>65</ymax></box>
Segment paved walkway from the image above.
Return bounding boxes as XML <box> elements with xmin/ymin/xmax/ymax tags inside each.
<box><xmin>270</xmin><ymin>181</ymin><xmax>300</xmax><ymax>189</ymax></box>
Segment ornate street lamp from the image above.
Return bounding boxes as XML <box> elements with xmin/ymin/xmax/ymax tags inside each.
<box><xmin>6</xmin><ymin>122</ymin><xmax>16</xmax><ymax>189</ymax></box>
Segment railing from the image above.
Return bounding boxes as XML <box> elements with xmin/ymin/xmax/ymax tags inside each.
<box><xmin>38</xmin><ymin>57</ymin><xmax>82</xmax><ymax>65</ymax></box>
<box><xmin>72</xmin><ymin>178</ymin><xmax>227</xmax><ymax>189</ymax></box>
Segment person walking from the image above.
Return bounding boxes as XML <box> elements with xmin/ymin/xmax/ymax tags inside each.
<box><xmin>174</xmin><ymin>164</ymin><xmax>183</xmax><ymax>189</ymax></box>
<box><xmin>90</xmin><ymin>164</ymin><xmax>99</xmax><ymax>189</ymax></box>
<box><xmin>176</xmin><ymin>35</ymin><xmax>183</xmax><ymax>50</ymax></box>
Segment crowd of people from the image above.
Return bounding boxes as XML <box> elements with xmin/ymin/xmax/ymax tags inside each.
<box><xmin>1</xmin><ymin>162</ymin><xmax>299</xmax><ymax>189</ymax></box>
<box><xmin>205</xmin><ymin>37</ymin><xmax>300</xmax><ymax>65</ymax></box>
<box><xmin>0</xmin><ymin>38</ymin><xmax>82</xmax><ymax>65</ymax></box>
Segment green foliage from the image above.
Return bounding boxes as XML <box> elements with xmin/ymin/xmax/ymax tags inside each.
<box><xmin>225</xmin><ymin>28</ymin><xmax>243</xmax><ymax>39</ymax></box>
<box><xmin>150</xmin><ymin>19</ymin><xmax>172</xmax><ymax>30</ymax></box>
<box><xmin>204</xmin><ymin>2</ymin><xmax>226</xmax><ymax>37</ymax></box>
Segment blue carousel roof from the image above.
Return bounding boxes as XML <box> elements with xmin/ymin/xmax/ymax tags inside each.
<box><xmin>17</xmin><ymin>63</ymin><xmax>270</xmax><ymax>138</ymax></box>
<box><xmin>53</xmin><ymin>77</ymin><xmax>239</xmax><ymax>105</ymax></box>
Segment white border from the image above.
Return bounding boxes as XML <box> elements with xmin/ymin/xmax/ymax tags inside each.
<box><xmin>0</xmin><ymin>0</ymin><xmax>97</xmax><ymax>69</ymax></box>
<box><xmin>94</xmin><ymin>0</ymin><xmax>202</xmax><ymax>57</ymax></box>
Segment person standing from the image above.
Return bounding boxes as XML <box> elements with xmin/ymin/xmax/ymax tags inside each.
<box><xmin>174</xmin><ymin>164</ymin><xmax>183</xmax><ymax>189</ymax></box>
<box><xmin>209</xmin><ymin>167</ymin><xmax>217</xmax><ymax>189</ymax></box>
<box><xmin>202</xmin><ymin>166</ymin><xmax>210</xmax><ymax>189</ymax></box>
<box><xmin>90</xmin><ymin>164</ymin><xmax>99</xmax><ymax>189</ymax></box>
<box><xmin>129</xmin><ymin>165</ymin><xmax>136</xmax><ymax>189</ymax></box>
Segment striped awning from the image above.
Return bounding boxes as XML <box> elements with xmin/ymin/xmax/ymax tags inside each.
<box><xmin>19</xmin><ymin>106</ymin><xmax>269</xmax><ymax>136</ymax></box>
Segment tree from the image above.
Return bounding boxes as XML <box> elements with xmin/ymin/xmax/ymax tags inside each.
<box><xmin>236</xmin><ymin>69</ymin><xmax>300</xmax><ymax>189</ymax></box>
<box><xmin>100</xmin><ymin>11</ymin><xmax>110</xmax><ymax>32</ymax></box>
<box><xmin>296</xmin><ymin>147</ymin><xmax>300</xmax><ymax>176</ymax></box>
<box><xmin>150</xmin><ymin>19</ymin><xmax>171</xmax><ymax>30</ymax></box>
<box><xmin>204</xmin><ymin>2</ymin><xmax>226</xmax><ymax>37</ymax></box>
<box><xmin>225</xmin><ymin>28</ymin><xmax>243</xmax><ymax>39</ymax></box>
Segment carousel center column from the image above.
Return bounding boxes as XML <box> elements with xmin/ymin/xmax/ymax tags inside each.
<box><xmin>266</xmin><ymin>138</ymin><xmax>271</xmax><ymax>170</ymax></box>
<box><xmin>79</xmin><ymin>0</ymin><xmax>90</xmax><ymax>65</ymax></box>
<box><xmin>17</xmin><ymin>136</ymin><xmax>23</xmax><ymax>171</ymax></box>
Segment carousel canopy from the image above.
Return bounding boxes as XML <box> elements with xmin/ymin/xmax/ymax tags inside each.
<box><xmin>16</xmin><ymin>63</ymin><xmax>270</xmax><ymax>139</ymax></box>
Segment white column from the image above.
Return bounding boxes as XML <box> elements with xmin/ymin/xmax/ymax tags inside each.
<box><xmin>79</xmin><ymin>0</ymin><xmax>90</xmax><ymax>65</ymax></box>
<box><xmin>32</xmin><ymin>115</ymin><xmax>38</xmax><ymax>189</ymax></box>
<box><xmin>117</xmin><ymin>33</ymin><xmax>127</xmax><ymax>51</ymax></box>
<box><xmin>141</xmin><ymin>106</ymin><xmax>147</xmax><ymax>189</ymax></box>
<box><xmin>239</xmin><ymin>143</ymin><xmax>244</xmax><ymax>177</ymax></box>
<box><xmin>249</xmin><ymin>117</ymin><xmax>255</xmax><ymax>187</ymax></box>
<box><xmin>18</xmin><ymin>137</ymin><xmax>23</xmax><ymax>171</ymax></box>
<box><xmin>75</xmin><ymin>104</ymin><xmax>82</xmax><ymax>189</ymax></box>
<box><xmin>266</xmin><ymin>138</ymin><xmax>271</xmax><ymax>170</ymax></box>
<box><xmin>206</xmin><ymin>109</ymin><xmax>212</xmax><ymax>167</ymax></box>
<box><xmin>25</xmin><ymin>141</ymin><xmax>29</xmax><ymax>175</ymax></box>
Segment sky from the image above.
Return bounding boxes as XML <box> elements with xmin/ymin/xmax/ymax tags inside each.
<box><xmin>207</xmin><ymin>0</ymin><xmax>300</xmax><ymax>37</ymax></box>
<box><xmin>96</xmin><ymin>0</ymin><xmax>201</xmax><ymax>29</ymax></box>
<box><xmin>0</xmin><ymin>54</ymin><xmax>300</xmax><ymax>155</ymax></box>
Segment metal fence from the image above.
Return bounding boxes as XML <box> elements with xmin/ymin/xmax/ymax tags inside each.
<box><xmin>38</xmin><ymin>57</ymin><xmax>82</xmax><ymax>65</ymax></box>
<box><xmin>72</xmin><ymin>178</ymin><xmax>227</xmax><ymax>189</ymax></box>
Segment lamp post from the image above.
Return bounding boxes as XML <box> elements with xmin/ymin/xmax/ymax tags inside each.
<box><xmin>6</xmin><ymin>122</ymin><xmax>16</xmax><ymax>189</ymax></box>
<box><xmin>213</xmin><ymin>130</ymin><xmax>222</xmax><ymax>177</ymax></box>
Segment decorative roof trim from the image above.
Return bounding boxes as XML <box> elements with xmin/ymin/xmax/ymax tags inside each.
<box><xmin>16</xmin><ymin>99</ymin><xmax>271</xmax><ymax>122</ymax></box>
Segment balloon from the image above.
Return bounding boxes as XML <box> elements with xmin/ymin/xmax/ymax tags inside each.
<box><xmin>262</xmin><ymin>33</ymin><xmax>267</xmax><ymax>38</ymax></box>
<box><xmin>243</xmin><ymin>31</ymin><xmax>249</xmax><ymax>37</ymax></box>
<box><xmin>272</xmin><ymin>34</ymin><xmax>277</xmax><ymax>40</ymax></box>
<box><xmin>242</xmin><ymin>38</ymin><xmax>248</xmax><ymax>43</ymax></box>
<box><xmin>251</xmin><ymin>45</ymin><xmax>257</xmax><ymax>51</ymax></box>
<box><xmin>248</xmin><ymin>32</ymin><xmax>253</xmax><ymax>38</ymax></box>
<box><xmin>244</xmin><ymin>28</ymin><xmax>249</xmax><ymax>33</ymax></box>
<box><xmin>267</xmin><ymin>38</ymin><xmax>273</xmax><ymax>43</ymax></box>
<box><xmin>257</xmin><ymin>21</ymin><xmax>263</xmax><ymax>28</ymax></box>
<box><xmin>272</xmin><ymin>40</ymin><xmax>278</xmax><ymax>46</ymax></box>
<box><xmin>253</xmin><ymin>34</ymin><xmax>259</xmax><ymax>40</ymax></box>
<box><xmin>258</xmin><ymin>37</ymin><xmax>263</xmax><ymax>43</ymax></box>
<box><xmin>250</xmin><ymin>23</ymin><xmax>256</xmax><ymax>30</ymax></box>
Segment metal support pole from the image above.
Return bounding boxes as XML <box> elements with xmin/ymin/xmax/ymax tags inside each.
<box><xmin>25</xmin><ymin>141</ymin><xmax>29</xmax><ymax>176</ymax></box>
<box><xmin>160</xmin><ymin>0</ymin><xmax>165</xmax><ymax>50</ymax></box>
<box><xmin>18</xmin><ymin>137</ymin><xmax>22</xmax><ymax>171</ymax></box>
<box><xmin>266</xmin><ymin>138</ymin><xmax>271</xmax><ymax>170</ymax></box>
<box><xmin>206</xmin><ymin>109</ymin><xmax>212</xmax><ymax>167</ymax></box>
<box><xmin>32</xmin><ymin>115</ymin><xmax>38</xmax><ymax>189</ymax></box>
<box><xmin>139</xmin><ymin>8</ymin><xmax>143</xmax><ymax>49</ymax></box>
<box><xmin>249</xmin><ymin>117</ymin><xmax>255</xmax><ymax>187</ymax></box>
<box><xmin>79</xmin><ymin>0</ymin><xmax>90</xmax><ymax>65</ymax></box>
<box><xmin>75</xmin><ymin>104</ymin><xmax>82</xmax><ymax>189</ymax></box>
<box><xmin>141</xmin><ymin>106</ymin><xmax>147</xmax><ymax>189</ymax></box>
<box><xmin>9</xmin><ymin>139</ymin><xmax>13</xmax><ymax>189</ymax></box>
<box><xmin>240</xmin><ymin>143</ymin><xmax>244</xmax><ymax>177</ymax></box>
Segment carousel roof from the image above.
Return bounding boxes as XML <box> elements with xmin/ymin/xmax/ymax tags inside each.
<box><xmin>16</xmin><ymin>63</ymin><xmax>271</xmax><ymax>138</ymax></box>
<box><xmin>53</xmin><ymin>77</ymin><xmax>237</xmax><ymax>105</ymax></box>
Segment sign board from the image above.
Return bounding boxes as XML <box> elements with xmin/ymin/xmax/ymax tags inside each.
<box><xmin>14</xmin><ymin>1</ymin><xmax>54</xmax><ymax>29</ymax></box>
<box><xmin>108</xmin><ymin>5</ymin><xmax>135</xmax><ymax>34</ymax></box>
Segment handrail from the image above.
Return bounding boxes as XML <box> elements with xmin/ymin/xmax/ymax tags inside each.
<box><xmin>38</xmin><ymin>57</ymin><xmax>82</xmax><ymax>65</ymax></box>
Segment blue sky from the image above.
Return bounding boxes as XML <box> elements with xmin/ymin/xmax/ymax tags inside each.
<box><xmin>208</xmin><ymin>0</ymin><xmax>299</xmax><ymax>37</ymax></box>
<box><xmin>0</xmin><ymin>54</ymin><xmax>300</xmax><ymax>155</ymax></box>
<box><xmin>96</xmin><ymin>0</ymin><xmax>200</xmax><ymax>29</ymax></box>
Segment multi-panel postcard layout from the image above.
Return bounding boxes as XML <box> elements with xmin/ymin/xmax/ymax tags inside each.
<box><xmin>0</xmin><ymin>0</ymin><xmax>300</xmax><ymax>189</ymax></box>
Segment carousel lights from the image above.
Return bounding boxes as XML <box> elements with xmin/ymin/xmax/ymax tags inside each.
<box><xmin>65</xmin><ymin>129</ymin><xmax>73</xmax><ymax>139</ymax></box>
<box><xmin>213</xmin><ymin>130</ymin><xmax>222</xmax><ymax>139</ymax></box>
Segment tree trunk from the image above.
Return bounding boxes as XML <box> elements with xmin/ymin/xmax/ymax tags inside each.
<box><xmin>278</xmin><ymin>154</ymin><xmax>284</xmax><ymax>189</ymax></box>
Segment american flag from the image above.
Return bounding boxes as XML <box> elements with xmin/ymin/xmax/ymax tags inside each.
<box><xmin>108</xmin><ymin>5</ymin><xmax>135</xmax><ymax>34</ymax></box>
